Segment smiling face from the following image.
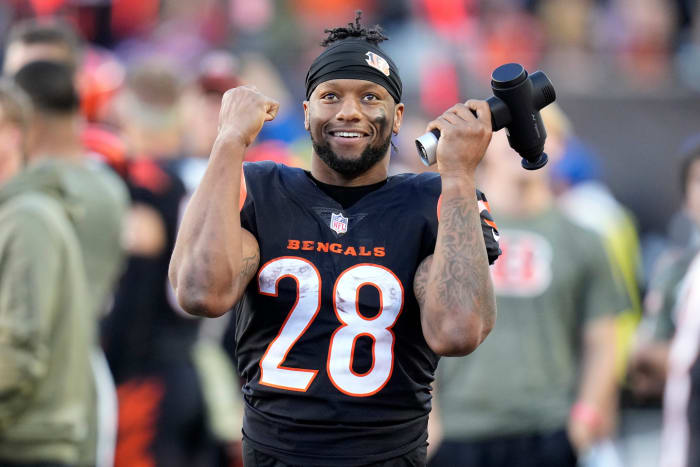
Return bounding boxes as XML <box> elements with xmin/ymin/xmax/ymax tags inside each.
<box><xmin>304</xmin><ymin>79</ymin><xmax>403</xmax><ymax>180</ymax></box>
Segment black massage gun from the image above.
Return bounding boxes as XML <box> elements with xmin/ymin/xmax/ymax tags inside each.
<box><xmin>415</xmin><ymin>63</ymin><xmax>556</xmax><ymax>170</ymax></box>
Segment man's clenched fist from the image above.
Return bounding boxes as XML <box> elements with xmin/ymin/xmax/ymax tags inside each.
<box><xmin>218</xmin><ymin>85</ymin><xmax>279</xmax><ymax>147</ymax></box>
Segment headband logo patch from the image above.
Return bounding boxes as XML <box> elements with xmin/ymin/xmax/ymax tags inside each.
<box><xmin>365</xmin><ymin>51</ymin><xmax>390</xmax><ymax>77</ymax></box>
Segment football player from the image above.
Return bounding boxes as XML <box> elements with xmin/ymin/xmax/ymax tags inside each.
<box><xmin>170</xmin><ymin>11</ymin><xmax>500</xmax><ymax>467</ymax></box>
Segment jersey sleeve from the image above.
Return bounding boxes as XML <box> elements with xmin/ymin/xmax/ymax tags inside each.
<box><xmin>476</xmin><ymin>189</ymin><xmax>502</xmax><ymax>265</ymax></box>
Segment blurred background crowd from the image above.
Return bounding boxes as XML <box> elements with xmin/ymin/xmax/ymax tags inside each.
<box><xmin>0</xmin><ymin>0</ymin><xmax>699</xmax><ymax>466</ymax></box>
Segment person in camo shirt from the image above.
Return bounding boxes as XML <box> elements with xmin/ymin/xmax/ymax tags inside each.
<box><xmin>10</xmin><ymin>60</ymin><xmax>128</xmax><ymax>467</ymax></box>
<box><xmin>0</xmin><ymin>79</ymin><xmax>93</xmax><ymax>467</ymax></box>
<box><xmin>429</xmin><ymin>120</ymin><xmax>629</xmax><ymax>467</ymax></box>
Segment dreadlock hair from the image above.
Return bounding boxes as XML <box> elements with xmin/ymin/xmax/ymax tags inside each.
<box><xmin>320</xmin><ymin>10</ymin><xmax>388</xmax><ymax>47</ymax></box>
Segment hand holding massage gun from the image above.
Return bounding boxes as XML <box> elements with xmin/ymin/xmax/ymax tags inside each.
<box><xmin>415</xmin><ymin>63</ymin><xmax>556</xmax><ymax>170</ymax></box>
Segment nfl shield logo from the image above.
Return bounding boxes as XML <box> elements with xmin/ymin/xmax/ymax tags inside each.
<box><xmin>330</xmin><ymin>212</ymin><xmax>348</xmax><ymax>234</ymax></box>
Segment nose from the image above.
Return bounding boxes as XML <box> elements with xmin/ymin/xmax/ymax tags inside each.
<box><xmin>335</xmin><ymin>96</ymin><xmax>362</xmax><ymax>122</ymax></box>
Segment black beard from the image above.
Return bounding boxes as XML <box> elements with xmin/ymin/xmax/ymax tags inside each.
<box><xmin>312</xmin><ymin>133</ymin><xmax>391</xmax><ymax>178</ymax></box>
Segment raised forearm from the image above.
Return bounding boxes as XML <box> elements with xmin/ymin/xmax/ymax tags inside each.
<box><xmin>169</xmin><ymin>134</ymin><xmax>248</xmax><ymax>316</ymax></box>
<box><xmin>171</xmin><ymin>87</ymin><xmax>276</xmax><ymax>316</ymax></box>
<box><xmin>421</xmin><ymin>176</ymin><xmax>496</xmax><ymax>356</ymax></box>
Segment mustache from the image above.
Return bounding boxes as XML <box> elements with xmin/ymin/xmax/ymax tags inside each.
<box><xmin>311</xmin><ymin>132</ymin><xmax>392</xmax><ymax>178</ymax></box>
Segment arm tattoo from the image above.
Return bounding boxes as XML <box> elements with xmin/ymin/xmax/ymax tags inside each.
<box><xmin>413</xmin><ymin>255</ymin><xmax>432</xmax><ymax>308</ymax></box>
<box><xmin>235</xmin><ymin>250</ymin><xmax>260</xmax><ymax>299</ymax></box>
<box><xmin>240</xmin><ymin>251</ymin><xmax>260</xmax><ymax>281</ymax></box>
<box><xmin>434</xmin><ymin>195</ymin><xmax>495</xmax><ymax>328</ymax></box>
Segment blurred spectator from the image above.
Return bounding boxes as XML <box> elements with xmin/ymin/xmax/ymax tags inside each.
<box><xmin>12</xmin><ymin>58</ymin><xmax>127</xmax><ymax>328</ymax></box>
<box><xmin>102</xmin><ymin>60</ymin><xmax>224</xmax><ymax>467</ymax></box>
<box><xmin>430</xmin><ymin>125</ymin><xmax>628</xmax><ymax>466</ymax></box>
<box><xmin>660</xmin><ymin>249</ymin><xmax>700</xmax><ymax>466</ymax></box>
<box><xmin>3</xmin><ymin>18</ymin><xmax>129</xmax><ymax>175</ymax></box>
<box><xmin>0</xmin><ymin>78</ymin><xmax>93</xmax><ymax>467</ymax></box>
<box><xmin>475</xmin><ymin>5</ymin><xmax>544</xmax><ymax>81</ymax></box>
<box><xmin>181</xmin><ymin>50</ymin><xmax>241</xmax><ymax>165</ymax></box>
<box><xmin>666</xmin><ymin>135</ymin><xmax>700</xmax><ymax>250</ymax></box>
<box><xmin>3</xmin><ymin>18</ymin><xmax>82</xmax><ymax>74</ymax></box>
<box><xmin>544</xmin><ymin>104</ymin><xmax>647</xmax><ymax>465</ymax></box>
<box><xmin>115</xmin><ymin>59</ymin><xmax>185</xmax><ymax>160</ymax></box>
<box><xmin>547</xmin><ymin>103</ymin><xmax>643</xmax><ymax>381</ymax></box>
<box><xmin>607</xmin><ymin>0</ymin><xmax>676</xmax><ymax>89</ymax></box>
<box><xmin>537</xmin><ymin>0</ymin><xmax>602</xmax><ymax>92</ymax></box>
<box><xmin>658</xmin><ymin>136</ymin><xmax>700</xmax><ymax>464</ymax></box>
<box><xmin>238</xmin><ymin>53</ymin><xmax>307</xmax><ymax>149</ymax></box>
<box><xmin>3</xmin><ymin>19</ymin><xmax>130</xmax><ymax>467</ymax></box>
<box><xmin>629</xmin><ymin>246</ymin><xmax>689</xmax><ymax>403</ymax></box>
<box><xmin>676</xmin><ymin>0</ymin><xmax>700</xmax><ymax>92</ymax></box>
<box><xmin>13</xmin><ymin>60</ymin><xmax>128</xmax><ymax>467</ymax></box>
<box><xmin>630</xmin><ymin>135</ymin><xmax>700</xmax><ymax>402</ymax></box>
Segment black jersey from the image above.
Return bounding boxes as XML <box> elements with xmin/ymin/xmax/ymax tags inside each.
<box><xmin>103</xmin><ymin>159</ymin><xmax>198</xmax><ymax>382</ymax></box>
<box><xmin>235</xmin><ymin>161</ymin><xmax>494</xmax><ymax>465</ymax></box>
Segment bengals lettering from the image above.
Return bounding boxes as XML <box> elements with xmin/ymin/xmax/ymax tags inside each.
<box><xmin>287</xmin><ymin>239</ymin><xmax>385</xmax><ymax>257</ymax></box>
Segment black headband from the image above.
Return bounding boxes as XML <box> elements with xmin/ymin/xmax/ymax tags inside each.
<box><xmin>305</xmin><ymin>38</ymin><xmax>402</xmax><ymax>103</ymax></box>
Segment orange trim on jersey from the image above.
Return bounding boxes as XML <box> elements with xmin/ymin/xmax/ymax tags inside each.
<box><xmin>239</xmin><ymin>169</ymin><xmax>247</xmax><ymax>211</ymax></box>
<box><xmin>478</xmin><ymin>199</ymin><xmax>499</xmax><ymax>230</ymax></box>
<box><xmin>327</xmin><ymin>263</ymin><xmax>405</xmax><ymax>397</ymax></box>
<box><xmin>440</xmin><ymin>195</ymin><xmax>497</xmax><ymax>229</ymax></box>
<box><xmin>483</xmin><ymin>218</ymin><xmax>498</xmax><ymax>229</ymax></box>
<box><xmin>257</xmin><ymin>256</ymin><xmax>321</xmax><ymax>392</ymax></box>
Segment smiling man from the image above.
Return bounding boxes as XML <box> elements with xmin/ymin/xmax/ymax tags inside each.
<box><xmin>307</xmin><ymin>78</ymin><xmax>394</xmax><ymax>179</ymax></box>
<box><xmin>169</xmin><ymin>12</ymin><xmax>501</xmax><ymax>467</ymax></box>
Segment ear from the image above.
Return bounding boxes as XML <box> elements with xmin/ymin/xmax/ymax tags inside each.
<box><xmin>392</xmin><ymin>103</ymin><xmax>404</xmax><ymax>135</ymax></box>
<box><xmin>303</xmin><ymin>101</ymin><xmax>310</xmax><ymax>131</ymax></box>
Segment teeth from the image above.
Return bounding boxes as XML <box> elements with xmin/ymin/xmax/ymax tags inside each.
<box><xmin>333</xmin><ymin>131</ymin><xmax>363</xmax><ymax>138</ymax></box>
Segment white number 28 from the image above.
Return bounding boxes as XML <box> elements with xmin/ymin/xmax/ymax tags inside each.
<box><xmin>257</xmin><ymin>256</ymin><xmax>404</xmax><ymax>397</ymax></box>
